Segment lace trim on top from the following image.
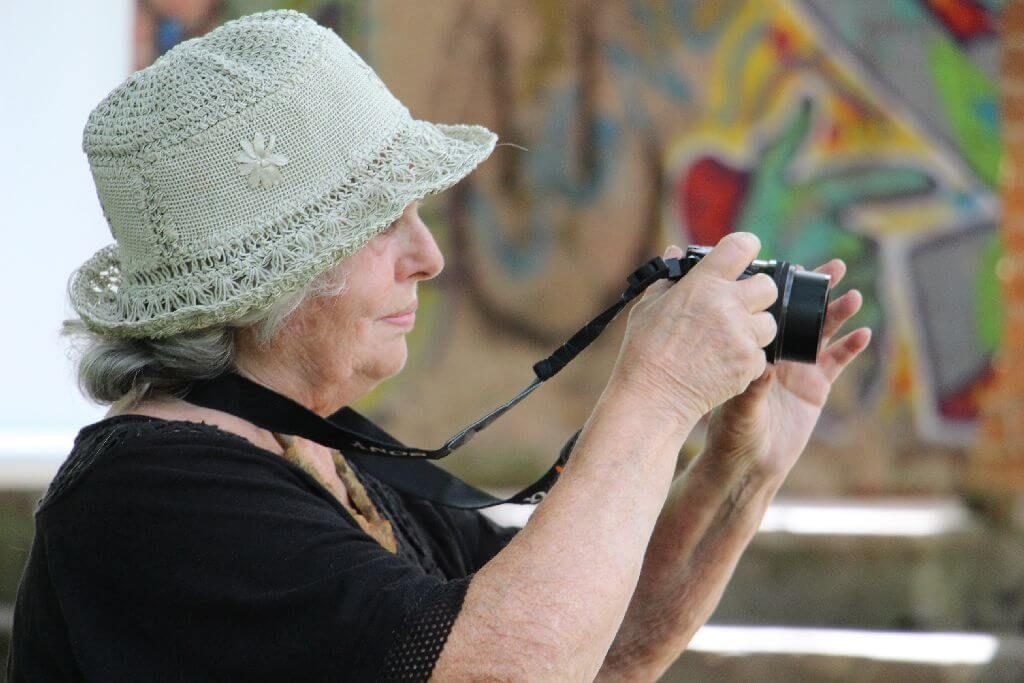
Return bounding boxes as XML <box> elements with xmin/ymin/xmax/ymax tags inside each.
<box><xmin>39</xmin><ymin>416</ymin><xmax>449</xmax><ymax>579</ymax></box>
<box><xmin>40</xmin><ymin>418</ymin><xmax>257</xmax><ymax>511</ymax></box>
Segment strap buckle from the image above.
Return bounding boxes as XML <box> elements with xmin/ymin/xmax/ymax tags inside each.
<box><xmin>626</xmin><ymin>257</ymin><xmax>669</xmax><ymax>292</ymax></box>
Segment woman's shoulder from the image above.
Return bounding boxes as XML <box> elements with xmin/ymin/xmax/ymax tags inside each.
<box><xmin>106</xmin><ymin>397</ymin><xmax>284</xmax><ymax>453</ymax></box>
<box><xmin>37</xmin><ymin>414</ymin><xmax>292</xmax><ymax>514</ymax></box>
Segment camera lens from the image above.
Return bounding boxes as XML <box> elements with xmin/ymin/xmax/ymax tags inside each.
<box><xmin>765</xmin><ymin>264</ymin><xmax>831</xmax><ymax>363</ymax></box>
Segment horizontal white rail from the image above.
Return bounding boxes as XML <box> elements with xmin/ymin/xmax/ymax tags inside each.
<box><xmin>483</xmin><ymin>498</ymin><xmax>974</xmax><ymax>537</ymax></box>
<box><xmin>689</xmin><ymin>625</ymin><xmax>999</xmax><ymax>665</ymax></box>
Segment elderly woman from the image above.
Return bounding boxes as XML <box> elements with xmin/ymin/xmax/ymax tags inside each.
<box><xmin>9</xmin><ymin>9</ymin><xmax>869</xmax><ymax>682</ymax></box>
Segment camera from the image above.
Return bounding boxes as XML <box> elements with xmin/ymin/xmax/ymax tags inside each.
<box><xmin>671</xmin><ymin>246</ymin><xmax>831</xmax><ymax>364</ymax></box>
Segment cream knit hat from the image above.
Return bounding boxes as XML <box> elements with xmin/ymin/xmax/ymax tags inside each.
<box><xmin>70</xmin><ymin>9</ymin><xmax>496</xmax><ymax>338</ymax></box>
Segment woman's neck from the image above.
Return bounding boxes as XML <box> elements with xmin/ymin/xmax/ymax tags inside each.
<box><xmin>233</xmin><ymin>335</ymin><xmax>376</xmax><ymax>417</ymax></box>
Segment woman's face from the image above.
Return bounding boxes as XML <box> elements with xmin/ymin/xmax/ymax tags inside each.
<box><xmin>250</xmin><ymin>199</ymin><xmax>444</xmax><ymax>412</ymax></box>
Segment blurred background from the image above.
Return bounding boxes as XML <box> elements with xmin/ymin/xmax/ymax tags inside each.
<box><xmin>1</xmin><ymin>0</ymin><xmax>1022</xmax><ymax>679</ymax></box>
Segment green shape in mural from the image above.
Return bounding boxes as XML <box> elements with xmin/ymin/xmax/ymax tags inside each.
<box><xmin>736</xmin><ymin>99</ymin><xmax>938</xmax><ymax>396</ymax></box>
<box><xmin>977</xmin><ymin>232</ymin><xmax>1004</xmax><ymax>353</ymax></box>
<box><xmin>928</xmin><ymin>36</ymin><xmax>1001</xmax><ymax>187</ymax></box>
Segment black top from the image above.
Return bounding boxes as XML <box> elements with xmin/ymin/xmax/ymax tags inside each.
<box><xmin>7</xmin><ymin>415</ymin><xmax>518</xmax><ymax>682</ymax></box>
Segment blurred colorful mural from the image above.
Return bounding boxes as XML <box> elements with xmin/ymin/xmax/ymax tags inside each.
<box><xmin>135</xmin><ymin>0</ymin><xmax>1008</xmax><ymax>493</ymax></box>
<box><xmin>662</xmin><ymin>0</ymin><xmax>1004</xmax><ymax>444</ymax></box>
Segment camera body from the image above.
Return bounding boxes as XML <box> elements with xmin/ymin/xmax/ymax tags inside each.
<box><xmin>671</xmin><ymin>245</ymin><xmax>831</xmax><ymax>364</ymax></box>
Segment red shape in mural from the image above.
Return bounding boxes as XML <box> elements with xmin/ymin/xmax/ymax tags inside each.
<box><xmin>677</xmin><ymin>156</ymin><xmax>750</xmax><ymax>245</ymax></box>
<box><xmin>768</xmin><ymin>25</ymin><xmax>795</xmax><ymax>64</ymax></box>
<box><xmin>939</xmin><ymin>365</ymin><xmax>998</xmax><ymax>421</ymax></box>
<box><xmin>920</xmin><ymin>0</ymin><xmax>995</xmax><ymax>43</ymax></box>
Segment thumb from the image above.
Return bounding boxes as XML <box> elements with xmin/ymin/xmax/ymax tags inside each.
<box><xmin>724</xmin><ymin>364</ymin><xmax>775</xmax><ymax>410</ymax></box>
<box><xmin>640</xmin><ymin>245</ymin><xmax>683</xmax><ymax>301</ymax></box>
<box><xmin>743</xmin><ymin>365</ymin><xmax>775</xmax><ymax>400</ymax></box>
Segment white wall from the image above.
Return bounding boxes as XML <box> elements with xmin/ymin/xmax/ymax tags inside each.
<box><xmin>0</xmin><ymin>1</ymin><xmax>134</xmax><ymax>474</ymax></box>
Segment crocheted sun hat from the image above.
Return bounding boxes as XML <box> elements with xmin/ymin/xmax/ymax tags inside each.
<box><xmin>70</xmin><ymin>9</ymin><xmax>497</xmax><ymax>338</ymax></box>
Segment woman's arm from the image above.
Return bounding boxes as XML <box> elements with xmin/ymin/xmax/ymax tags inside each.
<box><xmin>434</xmin><ymin>379</ymin><xmax>701</xmax><ymax>680</ymax></box>
<box><xmin>432</xmin><ymin>235</ymin><xmax>780</xmax><ymax>680</ymax></box>
<box><xmin>597</xmin><ymin>258</ymin><xmax>871</xmax><ymax>680</ymax></box>
<box><xmin>596</xmin><ymin>446</ymin><xmax>779</xmax><ymax>681</ymax></box>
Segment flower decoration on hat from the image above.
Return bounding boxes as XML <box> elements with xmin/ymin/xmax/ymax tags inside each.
<box><xmin>236</xmin><ymin>132</ymin><xmax>289</xmax><ymax>189</ymax></box>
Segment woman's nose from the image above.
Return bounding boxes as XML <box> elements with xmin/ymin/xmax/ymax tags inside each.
<box><xmin>399</xmin><ymin>214</ymin><xmax>445</xmax><ymax>282</ymax></box>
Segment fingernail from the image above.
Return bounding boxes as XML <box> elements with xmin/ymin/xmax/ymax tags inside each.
<box><xmin>734</xmin><ymin>232</ymin><xmax>760</xmax><ymax>251</ymax></box>
<box><xmin>664</xmin><ymin>245</ymin><xmax>683</xmax><ymax>258</ymax></box>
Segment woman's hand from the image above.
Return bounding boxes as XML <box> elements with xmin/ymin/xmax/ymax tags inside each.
<box><xmin>610</xmin><ymin>233</ymin><xmax>780</xmax><ymax>428</ymax></box>
<box><xmin>703</xmin><ymin>258</ymin><xmax>872</xmax><ymax>482</ymax></box>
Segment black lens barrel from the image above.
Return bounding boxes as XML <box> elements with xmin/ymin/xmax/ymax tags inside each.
<box><xmin>774</xmin><ymin>268</ymin><xmax>830</xmax><ymax>363</ymax></box>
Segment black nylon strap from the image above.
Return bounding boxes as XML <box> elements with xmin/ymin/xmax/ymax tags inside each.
<box><xmin>184</xmin><ymin>373</ymin><xmax>577</xmax><ymax>508</ymax></box>
<box><xmin>533</xmin><ymin>257</ymin><xmax>686</xmax><ymax>381</ymax></box>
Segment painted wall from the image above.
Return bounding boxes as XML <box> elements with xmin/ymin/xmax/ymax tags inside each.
<box><xmin>126</xmin><ymin>0</ymin><xmax>1008</xmax><ymax>495</ymax></box>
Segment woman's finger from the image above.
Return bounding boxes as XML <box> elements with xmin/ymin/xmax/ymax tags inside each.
<box><xmin>820</xmin><ymin>289</ymin><xmax>863</xmax><ymax>342</ymax></box>
<box><xmin>752</xmin><ymin>310</ymin><xmax>778</xmax><ymax>348</ymax></box>
<box><xmin>728</xmin><ymin>365</ymin><xmax>775</xmax><ymax>405</ymax></box>
<box><xmin>814</xmin><ymin>259</ymin><xmax>847</xmax><ymax>290</ymax></box>
<box><xmin>820</xmin><ymin>327</ymin><xmax>872</xmax><ymax>383</ymax></box>
<box><xmin>696</xmin><ymin>232</ymin><xmax>762</xmax><ymax>281</ymax></box>
<box><xmin>738</xmin><ymin>273</ymin><xmax>779</xmax><ymax>312</ymax></box>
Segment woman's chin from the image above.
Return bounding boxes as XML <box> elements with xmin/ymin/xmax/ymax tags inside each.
<box><xmin>381</xmin><ymin>340</ymin><xmax>409</xmax><ymax>378</ymax></box>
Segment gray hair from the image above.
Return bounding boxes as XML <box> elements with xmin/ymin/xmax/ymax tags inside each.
<box><xmin>64</xmin><ymin>263</ymin><xmax>349</xmax><ymax>408</ymax></box>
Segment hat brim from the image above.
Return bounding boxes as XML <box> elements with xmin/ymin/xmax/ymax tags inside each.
<box><xmin>70</xmin><ymin>119</ymin><xmax>497</xmax><ymax>338</ymax></box>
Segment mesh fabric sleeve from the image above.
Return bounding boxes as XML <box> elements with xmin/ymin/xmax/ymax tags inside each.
<box><xmin>377</xmin><ymin>577</ymin><xmax>471</xmax><ymax>680</ymax></box>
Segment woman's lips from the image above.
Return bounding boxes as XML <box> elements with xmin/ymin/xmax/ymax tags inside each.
<box><xmin>381</xmin><ymin>305</ymin><xmax>417</xmax><ymax>327</ymax></box>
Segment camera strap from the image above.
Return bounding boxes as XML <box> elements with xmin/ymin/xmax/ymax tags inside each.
<box><xmin>182</xmin><ymin>256</ymin><xmax>685</xmax><ymax>509</ymax></box>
